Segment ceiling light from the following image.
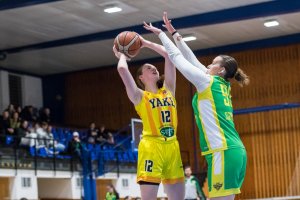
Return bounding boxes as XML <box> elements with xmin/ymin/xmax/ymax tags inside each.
<box><xmin>182</xmin><ymin>35</ymin><xmax>197</xmax><ymax>42</ymax></box>
<box><xmin>104</xmin><ymin>6</ymin><xmax>122</xmax><ymax>13</ymax></box>
<box><xmin>264</xmin><ymin>20</ymin><xmax>279</xmax><ymax>27</ymax></box>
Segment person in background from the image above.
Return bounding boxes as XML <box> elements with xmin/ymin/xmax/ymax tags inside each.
<box><xmin>36</xmin><ymin>122</ymin><xmax>49</xmax><ymax>148</ymax></box>
<box><xmin>16</xmin><ymin>105</ymin><xmax>22</xmax><ymax>116</ymax></box>
<box><xmin>39</xmin><ymin>107</ymin><xmax>51</xmax><ymax>123</ymax></box>
<box><xmin>184</xmin><ymin>165</ymin><xmax>206</xmax><ymax>200</ymax></box>
<box><xmin>87</xmin><ymin>122</ymin><xmax>99</xmax><ymax>144</ymax></box>
<box><xmin>21</xmin><ymin>106</ymin><xmax>37</xmax><ymax>122</ymax></box>
<box><xmin>67</xmin><ymin>131</ymin><xmax>84</xmax><ymax>159</ymax></box>
<box><xmin>9</xmin><ymin>112</ymin><xmax>21</xmax><ymax>134</ymax></box>
<box><xmin>124</xmin><ymin>196</ymin><xmax>132</xmax><ymax>200</ymax></box>
<box><xmin>16</xmin><ymin>120</ymin><xmax>30</xmax><ymax>147</ymax></box>
<box><xmin>98</xmin><ymin>124</ymin><xmax>114</xmax><ymax>145</ymax></box>
<box><xmin>46</xmin><ymin>125</ymin><xmax>65</xmax><ymax>154</ymax></box>
<box><xmin>6</xmin><ymin>104</ymin><xmax>15</xmax><ymax>116</ymax></box>
<box><xmin>1</xmin><ymin>111</ymin><xmax>12</xmax><ymax>135</ymax></box>
<box><xmin>105</xmin><ymin>184</ymin><xmax>119</xmax><ymax>200</ymax></box>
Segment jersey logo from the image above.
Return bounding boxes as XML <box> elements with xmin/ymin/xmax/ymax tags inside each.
<box><xmin>213</xmin><ymin>182</ymin><xmax>223</xmax><ymax>191</ymax></box>
<box><xmin>160</xmin><ymin>126</ymin><xmax>174</xmax><ymax>138</ymax></box>
<box><xmin>149</xmin><ymin>97</ymin><xmax>175</xmax><ymax>109</ymax></box>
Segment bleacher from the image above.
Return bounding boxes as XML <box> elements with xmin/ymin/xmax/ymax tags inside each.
<box><xmin>0</xmin><ymin>125</ymin><xmax>138</xmax><ymax>175</ymax></box>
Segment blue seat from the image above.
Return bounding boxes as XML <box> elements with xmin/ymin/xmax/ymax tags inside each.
<box><xmin>117</xmin><ymin>152</ymin><xmax>124</xmax><ymax>162</ymax></box>
<box><xmin>6</xmin><ymin>136</ymin><xmax>14</xmax><ymax>145</ymax></box>
<box><xmin>30</xmin><ymin>146</ymin><xmax>36</xmax><ymax>156</ymax></box>
<box><xmin>122</xmin><ymin>152</ymin><xmax>130</xmax><ymax>162</ymax></box>
<box><xmin>108</xmin><ymin>150</ymin><xmax>116</xmax><ymax>161</ymax></box>
<box><xmin>38</xmin><ymin>147</ymin><xmax>48</xmax><ymax>157</ymax></box>
<box><xmin>102</xmin><ymin>152</ymin><xmax>109</xmax><ymax>161</ymax></box>
<box><xmin>127</xmin><ymin>151</ymin><xmax>136</xmax><ymax>162</ymax></box>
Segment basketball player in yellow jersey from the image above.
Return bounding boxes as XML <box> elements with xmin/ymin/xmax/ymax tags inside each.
<box><xmin>113</xmin><ymin>35</ymin><xmax>184</xmax><ymax>200</ymax></box>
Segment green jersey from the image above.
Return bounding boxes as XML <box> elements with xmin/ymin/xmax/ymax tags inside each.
<box><xmin>192</xmin><ymin>76</ymin><xmax>244</xmax><ymax>155</ymax></box>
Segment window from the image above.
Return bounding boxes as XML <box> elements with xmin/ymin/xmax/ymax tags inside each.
<box><xmin>21</xmin><ymin>177</ymin><xmax>31</xmax><ymax>188</ymax></box>
<box><xmin>122</xmin><ymin>179</ymin><xmax>129</xmax><ymax>188</ymax></box>
<box><xmin>9</xmin><ymin>74</ymin><xmax>22</xmax><ymax>107</ymax></box>
<box><xmin>76</xmin><ymin>177</ymin><xmax>82</xmax><ymax>188</ymax></box>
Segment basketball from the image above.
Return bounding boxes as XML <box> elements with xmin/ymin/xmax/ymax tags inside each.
<box><xmin>114</xmin><ymin>31</ymin><xmax>142</xmax><ymax>58</ymax></box>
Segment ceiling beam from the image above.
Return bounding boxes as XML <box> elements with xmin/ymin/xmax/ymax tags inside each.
<box><xmin>49</xmin><ymin>32</ymin><xmax>300</xmax><ymax>77</ymax></box>
<box><xmin>1</xmin><ymin>0</ymin><xmax>300</xmax><ymax>54</ymax></box>
<box><xmin>0</xmin><ymin>0</ymin><xmax>63</xmax><ymax>11</ymax></box>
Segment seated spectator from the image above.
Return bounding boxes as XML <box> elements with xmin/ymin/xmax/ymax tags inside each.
<box><xmin>1</xmin><ymin>111</ymin><xmax>12</xmax><ymax>135</ymax></box>
<box><xmin>5</xmin><ymin>104</ymin><xmax>15</xmax><ymax>116</ymax></box>
<box><xmin>21</xmin><ymin>106</ymin><xmax>37</xmax><ymax>122</ymax></box>
<box><xmin>9</xmin><ymin>112</ymin><xmax>21</xmax><ymax>134</ymax></box>
<box><xmin>20</xmin><ymin>124</ymin><xmax>38</xmax><ymax>147</ymax></box>
<box><xmin>36</xmin><ymin>122</ymin><xmax>49</xmax><ymax>148</ymax></box>
<box><xmin>39</xmin><ymin>107</ymin><xmax>51</xmax><ymax>123</ymax></box>
<box><xmin>16</xmin><ymin>120</ymin><xmax>30</xmax><ymax>147</ymax></box>
<box><xmin>67</xmin><ymin>132</ymin><xmax>84</xmax><ymax>159</ymax></box>
<box><xmin>46</xmin><ymin>125</ymin><xmax>65</xmax><ymax>154</ymax></box>
<box><xmin>16</xmin><ymin>105</ymin><xmax>22</xmax><ymax>116</ymax></box>
<box><xmin>98</xmin><ymin>124</ymin><xmax>114</xmax><ymax>145</ymax></box>
<box><xmin>87</xmin><ymin>122</ymin><xmax>99</xmax><ymax>144</ymax></box>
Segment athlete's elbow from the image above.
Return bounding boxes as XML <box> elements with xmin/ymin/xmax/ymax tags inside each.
<box><xmin>169</xmin><ymin>51</ymin><xmax>183</xmax><ymax>64</ymax></box>
<box><xmin>117</xmin><ymin>65</ymin><xmax>127</xmax><ymax>73</ymax></box>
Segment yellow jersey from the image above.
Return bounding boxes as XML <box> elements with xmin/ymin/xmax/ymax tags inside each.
<box><xmin>135</xmin><ymin>87</ymin><xmax>177</xmax><ymax>141</ymax></box>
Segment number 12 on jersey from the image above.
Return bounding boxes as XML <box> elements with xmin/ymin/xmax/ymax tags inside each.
<box><xmin>161</xmin><ymin>110</ymin><xmax>171</xmax><ymax>123</ymax></box>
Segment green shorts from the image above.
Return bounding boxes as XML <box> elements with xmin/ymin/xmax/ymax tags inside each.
<box><xmin>205</xmin><ymin>148</ymin><xmax>247</xmax><ymax>198</ymax></box>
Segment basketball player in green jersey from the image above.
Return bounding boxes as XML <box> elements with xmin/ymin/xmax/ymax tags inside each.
<box><xmin>144</xmin><ymin>12</ymin><xmax>249</xmax><ymax>200</ymax></box>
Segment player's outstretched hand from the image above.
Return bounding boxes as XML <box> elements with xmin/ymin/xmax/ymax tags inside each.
<box><xmin>162</xmin><ymin>11</ymin><xmax>176</xmax><ymax>34</ymax></box>
<box><xmin>143</xmin><ymin>21</ymin><xmax>162</xmax><ymax>35</ymax></box>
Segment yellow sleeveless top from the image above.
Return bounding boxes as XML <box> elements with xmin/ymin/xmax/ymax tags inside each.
<box><xmin>135</xmin><ymin>87</ymin><xmax>177</xmax><ymax>141</ymax></box>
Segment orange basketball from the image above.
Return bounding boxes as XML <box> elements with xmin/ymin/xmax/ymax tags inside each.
<box><xmin>114</xmin><ymin>31</ymin><xmax>141</xmax><ymax>58</ymax></box>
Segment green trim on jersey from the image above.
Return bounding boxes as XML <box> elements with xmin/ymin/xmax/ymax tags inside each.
<box><xmin>192</xmin><ymin>76</ymin><xmax>244</xmax><ymax>155</ymax></box>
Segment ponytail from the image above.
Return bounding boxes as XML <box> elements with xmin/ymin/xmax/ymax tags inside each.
<box><xmin>234</xmin><ymin>68</ymin><xmax>250</xmax><ymax>87</ymax></box>
<box><xmin>219</xmin><ymin>55</ymin><xmax>250</xmax><ymax>87</ymax></box>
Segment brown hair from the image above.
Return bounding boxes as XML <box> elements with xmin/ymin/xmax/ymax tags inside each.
<box><xmin>219</xmin><ymin>55</ymin><xmax>250</xmax><ymax>87</ymax></box>
<box><xmin>136</xmin><ymin>64</ymin><xmax>164</xmax><ymax>90</ymax></box>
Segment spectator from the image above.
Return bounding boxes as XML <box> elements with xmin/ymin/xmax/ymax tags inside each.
<box><xmin>39</xmin><ymin>107</ymin><xmax>51</xmax><ymax>123</ymax></box>
<box><xmin>9</xmin><ymin>112</ymin><xmax>21</xmax><ymax>134</ymax></box>
<box><xmin>21</xmin><ymin>106</ymin><xmax>37</xmax><ymax>122</ymax></box>
<box><xmin>47</xmin><ymin>125</ymin><xmax>65</xmax><ymax>154</ymax></box>
<box><xmin>98</xmin><ymin>124</ymin><xmax>114</xmax><ymax>145</ymax></box>
<box><xmin>6</xmin><ymin>104</ymin><xmax>15</xmax><ymax>116</ymax></box>
<box><xmin>124</xmin><ymin>196</ymin><xmax>132</xmax><ymax>200</ymax></box>
<box><xmin>67</xmin><ymin>132</ymin><xmax>84</xmax><ymax>159</ymax></box>
<box><xmin>36</xmin><ymin>122</ymin><xmax>49</xmax><ymax>148</ymax></box>
<box><xmin>1</xmin><ymin>111</ymin><xmax>12</xmax><ymax>135</ymax></box>
<box><xmin>16</xmin><ymin>105</ymin><xmax>22</xmax><ymax>116</ymax></box>
<box><xmin>19</xmin><ymin>123</ymin><xmax>38</xmax><ymax>148</ymax></box>
<box><xmin>16</xmin><ymin>120</ymin><xmax>29</xmax><ymax>147</ymax></box>
<box><xmin>184</xmin><ymin>165</ymin><xmax>206</xmax><ymax>200</ymax></box>
<box><xmin>105</xmin><ymin>184</ymin><xmax>119</xmax><ymax>200</ymax></box>
<box><xmin>87</xmin><ymin>122</ymin><xmax>99</xmax><ymax>144</ymax></box>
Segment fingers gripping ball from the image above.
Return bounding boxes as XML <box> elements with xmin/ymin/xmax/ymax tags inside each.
<box><xmin>114</xmin><ymin>31</ymin><xmax>141</xmax><ymax>58</ymax></box>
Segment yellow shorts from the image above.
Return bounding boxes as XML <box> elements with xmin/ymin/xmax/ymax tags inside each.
<box><xmin>136</xmin><ymin>136</ymin><xmax>184</xmax><ymax>184</ymax></box>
